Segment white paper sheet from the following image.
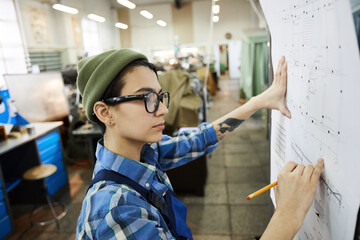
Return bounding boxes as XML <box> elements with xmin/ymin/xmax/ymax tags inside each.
<box><xmin>260</xmin><ymin>0</ymin><xmax>360</xmax><ymax>239</ymax></box>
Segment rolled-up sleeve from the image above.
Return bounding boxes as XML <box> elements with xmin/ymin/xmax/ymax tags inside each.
<box><xmin>157</xmin><ymin>122</ymin><xmax>218</xmax><ymax>170</ymax></box>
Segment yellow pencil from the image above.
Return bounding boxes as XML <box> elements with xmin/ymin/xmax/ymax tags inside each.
<box><xmin>246</xmin><ymin>181</ymin><xmax>278</xmax><ymax>200</ymax></box>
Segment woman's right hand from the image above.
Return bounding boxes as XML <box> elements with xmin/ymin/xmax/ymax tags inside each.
<box><xmin>261</xmin><ymin>159</ymin><xmax>324</xmax><ymax>240</ymax></box>
<box><xmin>274</xmin><ymin>158</ymin><xmax>324</xmax><ymax>229</ymax></box>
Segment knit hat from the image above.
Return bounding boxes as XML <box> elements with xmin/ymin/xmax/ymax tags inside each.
<box><xmin>77</xmin><ymin>49</ymin><xmax>147</xmax><ymax>123</ymax></box>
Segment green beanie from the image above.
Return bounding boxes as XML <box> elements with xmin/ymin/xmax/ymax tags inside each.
<box><xmin>77</xmin><ymin>49</ymin><xmax>147</xmax><ymax>123</ymax></box>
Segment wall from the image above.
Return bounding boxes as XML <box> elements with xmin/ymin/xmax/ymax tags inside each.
<box><xmin>192</xmin><ymin>0</ymin><xmax>257</xmax><ymax>43</ymax></box>
<box><xmin>213</xmin><ymin>0</ymin><xmax>258</xmax><ymax>42</ymax></box>
<box><xmin>191</xmin><ymin>0</ymin><xmax>211</xmax><ymax>44</ymax></box>
<box><xmin>172</xmin><ymin>2</ymin><xmax>194</xmax><ymax>44</ymax></box>
<box><xmin>17</xmin><ymin>0</ymin><xmax>120</xmax><ymax>68</ymax></box>
<box><xmin>118</xmin><ymin>7</ymin><xmax>131</xmax><ymax>48</ymax></box>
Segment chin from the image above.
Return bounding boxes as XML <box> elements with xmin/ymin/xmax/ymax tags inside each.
<box><xmin>147</xmin><ymin>132</ymin><xmax>163</xmax><ymax>143</ymax></box>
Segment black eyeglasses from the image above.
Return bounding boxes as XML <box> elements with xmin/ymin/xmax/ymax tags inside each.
<box><xmin>102</xmin><ymin>91</ymin><xmax>170</xmax><ymax>113</ymax></box>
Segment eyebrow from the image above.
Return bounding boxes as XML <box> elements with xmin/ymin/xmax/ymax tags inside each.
<box><xmin>134</xmin><ymin>88</ymin><xmax>162</xmax><ymax>94</ymax></box>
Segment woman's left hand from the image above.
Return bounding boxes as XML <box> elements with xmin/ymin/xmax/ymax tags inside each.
<box><xmin>211</xmin><ymin>56</ymin><xmax>290</xmax><ymax>141</ymax></box>
<box><xmin>258</xmin><ymin>56</ymin><xmax>291</xmax><ymax>118</ymax></box>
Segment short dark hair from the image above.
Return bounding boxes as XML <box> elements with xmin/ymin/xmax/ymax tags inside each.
<box><xmin>94</xmin><ymin>59</ymin><xmax>157</xmax><ymax>133</ymax></box>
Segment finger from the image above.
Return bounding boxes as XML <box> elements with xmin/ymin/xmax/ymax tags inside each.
<box><xmin>278</xmin><ymin>61</ymin><xmax>291</xmax><ymax>119</ymax></box>
<box><xmin>274</xmin><ymin>56</ymin><xmax>285</xmax><ymax>83</ymax></box>
<box><xmin>302</xmin><ymin>164</ymin><xmax>315</xmax><ymax>181</ymax></box>
<box><xmin>281</xmin><ymin>61</ymin><xmax>287</xmax><ymax>88</ymax></box>
<box><xmin>281</xmin><ymin>161</ymin><xmax>297</xmax><ymax>173</ymax></box>
<box><xmin>292</xmin><ymin>164</ymin><xmax>305</xmax><ymax>175</ymax></box>
<box><xmin>273</xmin><ymin>185</ymin><xmax>279</xmax><ymax>196</ymax></box>
<box><xmin>274</xmin><ymin>56</ymin><xmax>285</xmax><ymax>81</ymax></box>
<box><xmin>311</xmin><ymin>158</ymin><xmax>324</xmax><ymax>184</ymax></box>
<box><xmin>280</xmin><ymin>105</ymin><xmax>291</xmax><ymax>119</ymax></box>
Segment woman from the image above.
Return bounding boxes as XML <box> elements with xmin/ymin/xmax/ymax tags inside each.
<box><xmin>76</xmin><ymin>49</ymin><xmax>323</xmax><ymax>240</ymax></box>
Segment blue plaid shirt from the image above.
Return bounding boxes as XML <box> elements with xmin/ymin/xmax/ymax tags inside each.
<box><xmin>76</xmin><ymin>123</ymin><xmax>218</xmax><ymax>240</ymax></box>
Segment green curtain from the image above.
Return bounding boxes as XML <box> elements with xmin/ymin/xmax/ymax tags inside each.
<box><xmin>240</xmin><ymin>34</ymin><xmax>269</xmax><ymax>100</ymax></box>
<box><xmin>353</xmin><ymin>9</ymin><xmax>360</xmax><ymax>50</ymax></box>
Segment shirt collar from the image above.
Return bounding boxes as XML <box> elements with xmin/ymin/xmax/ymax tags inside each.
<box><xmin>94</xmin><ymin>139</ymin><xmax>156</xmax><ymax>190</ymax></box>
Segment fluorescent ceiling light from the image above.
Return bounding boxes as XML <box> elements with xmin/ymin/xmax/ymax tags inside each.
<box><xmin>117</xmin><ymin>0</ymin><xmax>136</xmax><ymax>9</ymax></box>
<box><xmin>52</xmin><ymin>4</ymin><xmax>78</xmax><ymax>14</ymax></box>
<box><xmin>140</xmin><ymin>10</ymin><xmax>153</xmax><ymax>19</ymax></box>
<box><xmin>88</xmin><ymin>14</ymin><xmax>106</xmax><ymax>23</ymax></box>
<box><xmin>213</xmin><ymin>15</ymin><xmax>219</xmax><ymax>22</ymax></box>
<box><xmin>115</xmin><ymin>22</ymin><xmax>128</xmax><ymax>29</ymax></box>
<box><xmin>157</xmin><ymin>20</ymin><xmax>167</xmax><ymax>27</ymax></box>
<box><xmin>212</xmin><ymin>5</ymin><xmax>220</xmax><ymax>14</ymax></box>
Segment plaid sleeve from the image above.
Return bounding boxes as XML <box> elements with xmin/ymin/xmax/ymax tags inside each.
<box><xmin>157</xmin><ymin>122</ymin><xmax>218</xmax><ymax>170</ymax></box>
<box><xmin>95</xmin><ymin>204</ymin><xmax>173</xmax><ymax>240</ymax></box>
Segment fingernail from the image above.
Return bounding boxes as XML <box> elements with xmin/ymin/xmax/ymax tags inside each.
<box><xmin>318</xmin><ymin>158</ymin><xmax>324</xmax><ymax>164</ymax></box>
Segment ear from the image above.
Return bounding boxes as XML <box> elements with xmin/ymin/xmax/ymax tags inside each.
<box><xmin>93</xmin><ymin>101</ymin><xmax>114</xmax><ymax>126</ymax></box>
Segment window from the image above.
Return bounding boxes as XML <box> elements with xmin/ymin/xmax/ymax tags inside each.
<box><xmin>28</xmin><ymin>51</ymin><xmax>62</xmax><ymax>72</ymax></box>
<box><xmin>81</xmin><ymin>18</ymin><xmax>102</xmax><ymax>56</ymax></box>
<box><xmin>0</xmin><ymin>0</ymin><xmax>28</xmax><ymax>89</ymax></box>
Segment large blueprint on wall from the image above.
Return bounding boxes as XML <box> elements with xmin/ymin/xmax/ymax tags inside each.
<box><xmin>260</xmin><ymin>0</ymin><xmax>360</xmax><ymax>239</ymax></box>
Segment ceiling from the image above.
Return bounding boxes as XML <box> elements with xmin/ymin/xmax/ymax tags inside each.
<box><xmin>130</xmin><ymin>0</ymin><xmax>175</xmax><ymax>5</ymax></box>
<box><xmin>113</xmin><ymin>0</ymin><xmax>198</xmax><ymax>7</ymax></box>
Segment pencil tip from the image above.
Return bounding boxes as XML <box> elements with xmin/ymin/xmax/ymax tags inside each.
<box><xmin>246</xmin><ymin>196</ymin><xmax>250</xmax><ymax>200</ymax></box>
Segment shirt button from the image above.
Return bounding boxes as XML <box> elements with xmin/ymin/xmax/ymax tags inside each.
<box><xmin>145</xmin><ymin>183</ymin><xmax>150</xmax><ymax>188</ymax></box>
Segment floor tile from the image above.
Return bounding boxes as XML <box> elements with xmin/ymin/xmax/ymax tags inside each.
<box><xmin>226</xmin><ymin>166</ymin><xmax>269</xmax><ymax>183</ymax></box>
<box><xmin>68</xmin><ymin>182</ymin><xmax>89</xmax><ymax>203</ymax></box>
<box><xmin>253</xmin><ymin>141</ymin><xmax>270</xmax><ymax>153</ymax></box>
<box><xmin>224</xmin><ymin>143</ymin><xmax>258</xmax><ymax>155</ymax></box>
<box><xmin>230</xmin><ymin>205</ymin><xmax>270</xmax><ymax>236</ymax></box>
<box><xmin>192</xmin><ymin>234</ymin><xmax>232</xmax><ymax>240</ymax></box>
<box><xmin>231</xmin><ymin>234</ymin><xmax>262</xmax><ymax>240</ymax></box>
<box><xmin>207</xmin><ymin>165</ymin><xmax>227</xmax><ymax>183</ymax></box>
<box><xmin>208</xmin><ymin>152</ymin><xmax>225</xmax><ymax>167</ymax></box>
<box><xmin>10</xmin><ymin>230</ymin><xmax>75</xmax><ymax>240</ymax></box>
<box><xmin>224</xmin><ymin>153</ymin><xmax>262</xmax><ymax>167</ymax></box>
<box><xmin>249</xmin><ymin>132</ymin><xmax>267</xmax><ymax>142</ymax></box>
<box><xmin>257</xmin><ymin>151</ymin><xmax>270</xmax><ymax>160</ymax></box>
<box><xmin>210</xmin><ymin>144</ymin><xmax>226</xmax><ymax>156</ymax></box>
<box><xmin>178</xmin><ymin>183</ymin><xmax>228</xmax><ymax>205</ymax></box>
<box><xmin>222</xmin><ymin>134</ymin><xmax>251</xmax><ymax>145</ymax></box>
<box><xmin>186</xmin><ymin>205</ymin><xmax>231</xmax><ymax>235</ymax></box>
<box><xmin>44</xmin><ymin>202</ymin><xmax>82</xmax><ymax>233</ymax></box>
<box><xmin>67</xmin><ymin>167</ymin><xmax>93</xmax><ymax>184</ymax></box>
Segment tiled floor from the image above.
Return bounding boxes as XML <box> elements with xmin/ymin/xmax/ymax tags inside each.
<box><xmin>9</xmin><ymin>76</ymin><xmax>271</xmax><ymax>240</ymax></box>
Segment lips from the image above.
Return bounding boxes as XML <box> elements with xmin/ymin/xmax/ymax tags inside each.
<box><xmin>153</xmin><ymin>122</ymin><xmax>165</xmax><ymax>128</ymax></box>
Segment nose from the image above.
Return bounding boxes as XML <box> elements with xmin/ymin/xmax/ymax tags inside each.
<box><xmin>155</xmin><ymin>100</ymin><xmax>168</xmax><ymax>116</ymax></box>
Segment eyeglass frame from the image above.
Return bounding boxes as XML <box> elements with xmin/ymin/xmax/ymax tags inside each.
<box><xmin>102</xmin><ymin>91</ymin><xmax>170</xmax><ymax>113</ymax></box>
